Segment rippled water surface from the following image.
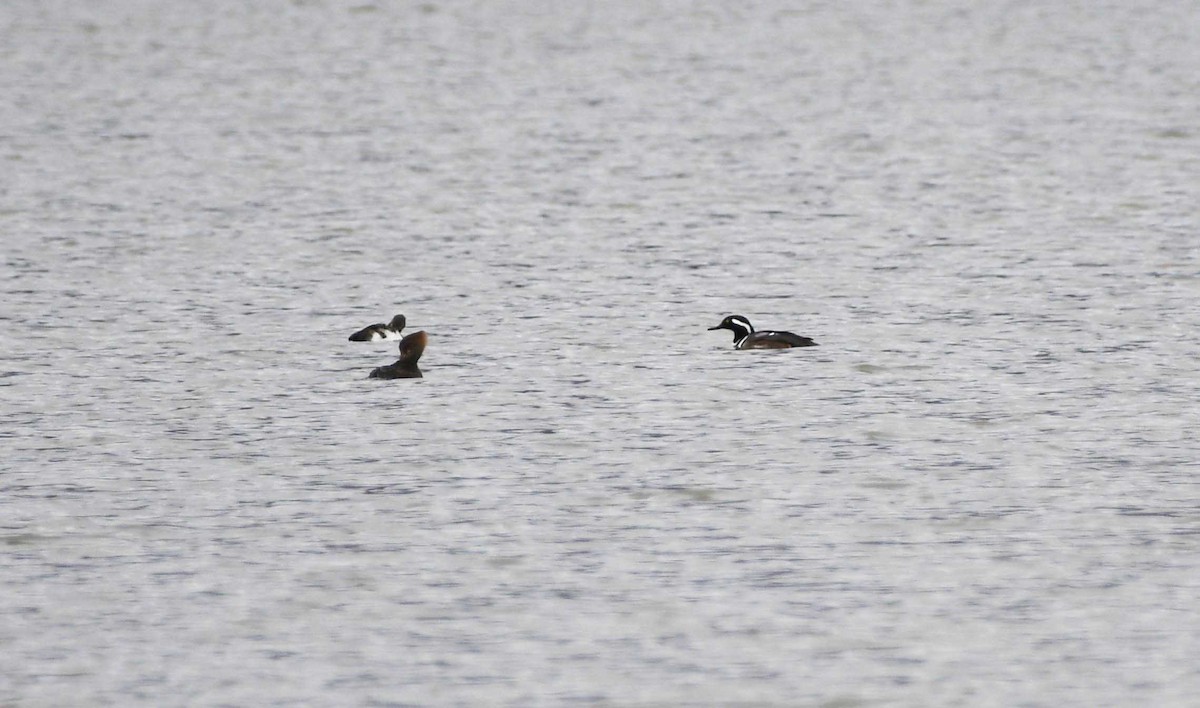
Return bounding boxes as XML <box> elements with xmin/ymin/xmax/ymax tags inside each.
<box><xmin>3</xmin><ymin>1</ymin><xmax>1199</xmax><ymax>705</ymax></box>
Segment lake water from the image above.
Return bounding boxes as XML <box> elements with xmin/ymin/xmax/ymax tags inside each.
<box><xmin>2</xmin><ymin>1</ymin><xmax>1199</xmax><ymax>705</ymax></box>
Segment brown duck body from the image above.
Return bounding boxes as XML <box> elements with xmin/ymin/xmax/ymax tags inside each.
<box><xmin>369</xmin><ymin>330</ymin><xmax>427</xmax><ymax>379</ymax></box>
<box><xmin>739</xmin><ymin>332</ymin><xmax>816</xmax><ymax>349</ymax></box>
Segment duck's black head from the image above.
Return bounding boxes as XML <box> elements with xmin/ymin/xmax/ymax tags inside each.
<box><xmin>388</xmin><ymin>314</ymin><xmax>407</xmax><ymax>331</ymax></box>
<box><xmin>708</xmin><ymin>315</ymin><xmax>754</xmax><ymax>343</ymax></box>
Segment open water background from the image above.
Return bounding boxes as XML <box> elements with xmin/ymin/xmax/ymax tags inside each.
<box><xmin>2</xmin><ymin>1</ymin><xmax>1199</xmax><ymax>705</ymax></box>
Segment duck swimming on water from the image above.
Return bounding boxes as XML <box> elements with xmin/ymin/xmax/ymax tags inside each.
<box><xmin>708</xmin><ymin>315</ymin><xmax>817</xmax><ymax>349</ymax></box>
<box><xmin>349</xmin><ymin>314</ymin><xmax>406</xmax><ymax>342</ymax></box>
<box><xmin>369</xmin><ymin>330</ymin><xmax>427</xmax><ymax>379</ymax></box>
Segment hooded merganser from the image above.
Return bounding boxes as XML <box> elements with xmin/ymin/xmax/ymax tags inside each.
<box><xmin>349</xmin><ymin>314</ymin><xmax>406</xmax><ymax>342</ymax></box>
<box><xmin>708</xmin><ymin>315</ymin><xmax>817</xmax><ymax>349</ymax></box>
<box><xmin>368</xmin><ymin>330</ymin><xmax>427</xmax><ymax>379</ymax></box>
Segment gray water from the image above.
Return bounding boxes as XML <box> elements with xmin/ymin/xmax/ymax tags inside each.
<box><xmin>3</xmin><ymin>1</ymin><xmax>1199</xmax><ymax>705</ymax></box>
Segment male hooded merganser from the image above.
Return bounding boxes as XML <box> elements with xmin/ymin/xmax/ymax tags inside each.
<box><xmin>349</xmin><ymin>314</ymin><xmax>406</xmax><ymax>342</ymax></box>
<box><xmin>708</xmin><ymin>315</ymin><xmax>817</xmax><ymax>349</ymax></box>
<box><xmin>368</xmin><ymin>330</ymin><xmax>427</xmax><ymax>379</ymax></box>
